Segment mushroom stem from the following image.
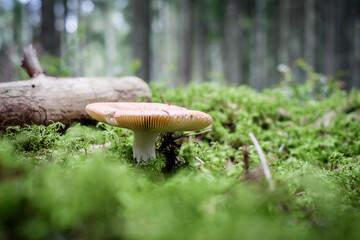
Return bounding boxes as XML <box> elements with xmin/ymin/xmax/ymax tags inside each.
<box><xmin>133</xmin><ymin>130</ymin><xmax>159</xmax><ymax>164</ymax></box>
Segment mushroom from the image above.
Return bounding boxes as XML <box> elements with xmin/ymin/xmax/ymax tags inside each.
<box><xmin>85</xmin><ymin>102</ymin><xmax>213</xmax><ymax>163</ymax></box>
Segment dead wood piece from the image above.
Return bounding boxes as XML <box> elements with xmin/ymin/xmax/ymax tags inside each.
<box><xmin>21</xmin><ymin>45</ymin><xmax>44</xmax><ymax>78</ymax></box>
<box><xmin>0</xmin><ymin>45</ymin><xmax>151</xmax><ymax>130</ymax></box>
<box><xmin>0</xmin><ymin>76</ymin><xmax>151</xmax><ymax>130</ymax></box>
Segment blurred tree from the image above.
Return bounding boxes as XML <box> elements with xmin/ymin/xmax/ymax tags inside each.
<box><xmin>178</xmin><ymin>0</ymin><xmax>195</xmax><ymax>84</ymax></box>
<box><xmin>353</xmin><ymin>7</ymin><xmax>360</xmax><ymax>88</ymax></box>
<box><xmin>250</xmin><ymin>0</ymin><xmax>267</xmax><ymax>90</ymax></box>
<box><xmin>103</xmin><ymin>2</ymin><xmax>116</xmax><ymax>76</ymax></box>
<box><xmin>130</xmin><ymin>0</ymin><xmax>151</xmax><ymax>82</ymax></box>
<box><xmin>336</xmin><ymin>0</ymin><xmax>352</xmax><ymax>88</ymax></box>
<box><xmin>41</xmin><ymin>0</ymin><xmax>61</xmax><ymax>57</ymax></box>
<box><xmin>223</xmin><ymin>0</ymin><xmax>242</xmax><ymax>85</ymax></box>
<box><xmin>290</xmin><ymin>0</ymin><xmax>305</xmax><ymax>82</ymax></box>
<box><xmin>12</xmin><ymin>1</ymin><xmax>31</xmax><ymax>47</ymax></box>
<box><xmin>13</xmin><ymin>1</ymin><xmax>22</xmax><ymax>46</ymax></box>
<box><xmin>0</xmin><ymin>43</ymin><xmax>16</xmax><ymax>82</ymax></box>
<box><xmin>279</xmin><ymin>0</ymin><xmax>290</xmax><ymax>65</ymax></box>
<box><xmin>194</xmin><ymin>0</ymin><xmax>210</xmax><ymax>82</ymax></box>
<box><xmin>60</xmin><ymin>0</ymin><xmax>68</xmax><ymax>59</ymax></box>
<box><xmin>0</xmin><ymin>0</ymin><xmax>359</xmax><ymax>88</ymax></box>
<box><xmin>304</xmin><ymin>0</ymin><xmax>315</xmax><ymax>67</ymax></box>
<box><xmin>323</xmin><ymin>0</ymin><xmax>336</xmax><ymax>75</ymax></box>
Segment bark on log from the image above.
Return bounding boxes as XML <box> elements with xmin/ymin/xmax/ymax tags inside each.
<box><xmin>0</xmin><ymin>75</ymin><xmax>151</xmax><ymax>130</ymax></box>
<box><xmin>0</xmin><ymin>45</ymin><xmax>151</xmax><ymax>130</ymax></box>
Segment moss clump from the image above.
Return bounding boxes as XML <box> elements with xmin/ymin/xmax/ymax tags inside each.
<box><xmin>1</xmin><ymin>71</ymin><xmax>360</xmax><ymax>239</ymax></box>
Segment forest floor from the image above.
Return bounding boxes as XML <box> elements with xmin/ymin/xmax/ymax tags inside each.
<box><xmin>1</xmin><ymin>74</ymin><xmax>360</xmax><ymax>239</ymax></box>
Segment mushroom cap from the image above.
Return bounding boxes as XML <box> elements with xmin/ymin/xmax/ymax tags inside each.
<box><xmin>86</xmin><ymin>102</ymin><xmax>213</xmax><ymax>132</ymax></box>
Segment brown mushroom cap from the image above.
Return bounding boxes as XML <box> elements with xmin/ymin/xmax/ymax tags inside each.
<box><xmin>86</xmin><ymin>102</ymin><xmax>213</xmax><ymax>132</ymax></box>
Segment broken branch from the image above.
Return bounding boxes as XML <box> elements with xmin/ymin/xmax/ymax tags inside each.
<box><xmin>21</xmin><ymin>44</ymin><xmax>44</xmax><ymax>78</ymax></box>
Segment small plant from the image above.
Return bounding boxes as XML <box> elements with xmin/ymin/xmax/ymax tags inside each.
<box><xmin>4</xmin><ymin>122</ymin><xmax>65</xmax><ymax>153</ymax></box>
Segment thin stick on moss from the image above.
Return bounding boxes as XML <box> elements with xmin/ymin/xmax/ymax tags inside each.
<box><xmin>249</xmin><ymin>132</ymin><xmax>275</xmax><ymax>191</ymax></box>
<box><xmin>174</xmin><ymin>129</ymin><xmax>212</xmax><ymax>140</ymax></box>
<box><xmin>243</xmin><ymin>144</ymin><xmax>249</xmax><ymax>178</ymax></box>
<box><xmin>193</xmin><ymin>155</ymin><xmax>205</xmax><ymax>164</ymax></box>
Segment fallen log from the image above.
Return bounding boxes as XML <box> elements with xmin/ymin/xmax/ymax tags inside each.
<box><xmin>0</xmin><ymin>45</ymin><xmax>151</xmax><ymax>130</ymax></box>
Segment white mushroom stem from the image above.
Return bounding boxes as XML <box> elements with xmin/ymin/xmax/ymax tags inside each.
<box><xmin>133</xmin><ymin>130</ymin><xmax>159</xmax><ymax>164</ymax></box>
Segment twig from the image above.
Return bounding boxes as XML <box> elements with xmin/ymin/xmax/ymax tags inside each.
<box><xmin>175</xmin><ymin>129</ymin><xmax>212</xmax><ymax>140</ymax></box>
<box><xmin>278</xmin><ymin>144</ymin><xmax>285</xmax><ymax>152</ymax></box>
<box><xmin>249</xmin><ymin>132</ymin><xmax>275</xmax><ymax>191</ymax></box>
<box><xmin>193</xmin><ymin>156</ymin><xmax>205</xmax><ymax>164</ymax></box>
<box><xmin>21</xmin><ymin>44</ymin><xmax>44</xmax><ymax>78</ymax></box>
<box><xmin>243</xmin><ymin>144</ymin><xmax>249</xmax><ymax>177</ymax></box>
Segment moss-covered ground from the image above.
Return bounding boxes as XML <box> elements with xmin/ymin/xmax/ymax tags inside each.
<box><xmin>1</xmin><ymin>73</ymin><xmax>360</xmax><ymax>239</ymax></box>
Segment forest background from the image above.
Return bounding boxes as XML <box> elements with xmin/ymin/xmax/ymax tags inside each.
<box><xmin>0</xmin><ymin>0</ymin><xmax>359</xmax><ymax>90</ymax></box>
<box><xmin>1</xmin><ymin>1</ymin><xmax>360</xmax><ymax>239</ymax></box>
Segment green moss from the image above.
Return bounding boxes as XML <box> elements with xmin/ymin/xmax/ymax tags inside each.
<box><xmin>1</xmin><ymin>74</ymin><xmax>360</xmax><ymax>239</ymax></box>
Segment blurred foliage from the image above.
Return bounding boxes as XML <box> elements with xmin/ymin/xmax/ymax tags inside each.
<box><xmin>129</xmin><ymin>59</ymin><xmax>142</xmax><ymax>76</ymax></box>
<box><xmin>0</xmin><ymin>67</ymin><xmax>360</xmax><ymax>239</ymax></box>
<box><xmin>39</xmin><ymin>56</ymin><xmax>71</xmax><ymax>77</ymax></box>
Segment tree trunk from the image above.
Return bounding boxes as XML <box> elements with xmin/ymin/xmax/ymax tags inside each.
<box><xmin>304</xmin><ymin>0</ymin><xmax>315</xmax><ymax>67</ymax></box>
<box><xmin>336</xmin><ymin>0</ymin><xmax>353</xmax><ymax>89</ymax></box>
<box><xmin>40</xmin><ymin>0</ymin><xmax>61</xmax><ymax>57</ymax></box>
<box><xmin>0</xmin><ymin>44</ymin><xmax>16</xmax><ymax>82</ymax></box>
<box><xmin>323</xmin><ymin>0</ymin><xmax>336</xmax><ymax>75</ymax></box>
<box><xmin>250</xmin><ymin>0</ymin><xmax>267</xmax><ymax>90</ymax></box>
<box><xmin>196</xmin><ymin>0</ymin><xmax>210</xmax><ymax>82</ymax></box>
<box><xmin>60</xmin><ymin>0</ymin><xmax>68</xmax><ymax>61</ymax></box>
<box><xmin>130</xmin><ymin>0</ymin><xmax>151</xmax><ymax>82</ymax></box>
<box><xmin>279</xmin><ymin>0</ymin><xmax>290</xmax><ymax>65</ymax></box>
<box><xmin>353</xmin><ymin>18</ymin><xmax>360</xmax><ymax>88</ymax></box>
<box><xmin>224</xmin><ymin>0</ymin><xmax>242</xmax><ymax>85</ymax></box>
<box><xmin>0</xmin><ymin>46</ymin><xmax>151</xmax><ymax>130</ymax></box>
<box><xmin>13</xmin><ymin>1</ymin><xmax>22</xmax><ymax>46</ymax></box>
<box><xmin>290</xmin><ymin>0</ymin><xmax>304</xmax><ymax>82</ymax></box>
<box><xmin>178</xmin><ymin>0</ymin><xmax>195</xmax><ymax>84</ymax></box>
<box><xmin>103</xmin><ymin>3</ymin><xmax>116</xmax><ymax>76</ymax></box>
<box><xmin>75</xmin><ymin>1</ymin><xmax>84</xmax><ymax>77</ymax></box>
<box><xmin>158</xmin><ymin>1</ymin><xmax>177</xmax><ymax>86</ymax></box>
<box><xmin>0</xmin><ymin>75</ymin><xmax>151</xmax><ymax>130</ymax></box>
